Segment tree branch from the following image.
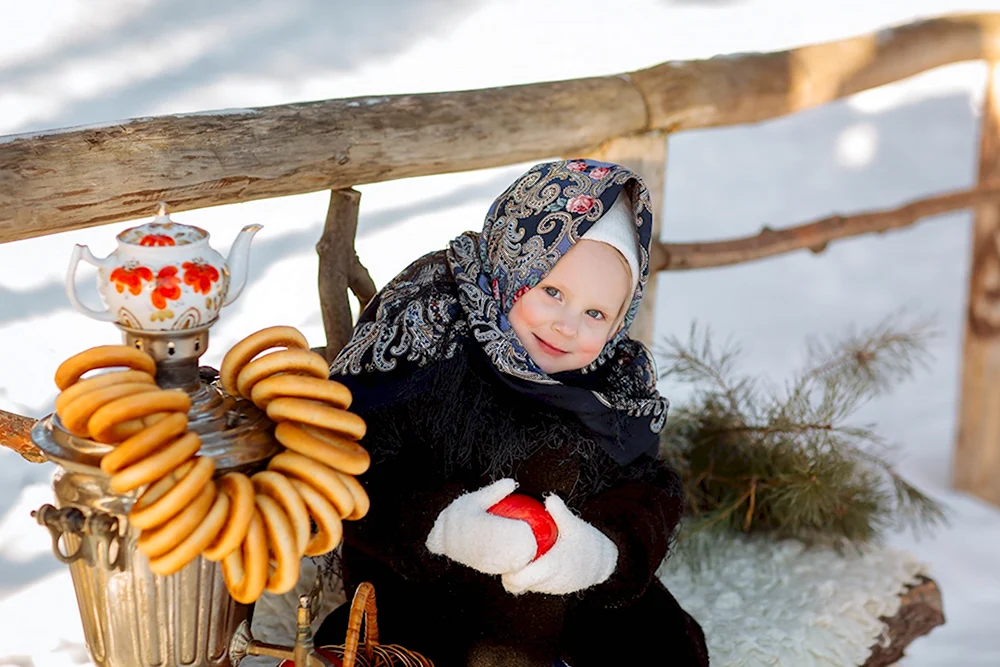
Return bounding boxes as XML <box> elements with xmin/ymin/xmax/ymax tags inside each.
<box><xmin>348</xmin><ymin>254</ymin><xmax>377</xmax><ymax>313</ymax></box>
<box><xmin>0</xmin><ymin>409</ymin><xmax>43</xmax><ymax>463</ymax></box>
<box><xmin>317</xmin><ymin>188</ymin><xmax>363</xmax><ymax>364</ymax></box>
<box><xmin>655</xmin><ymin>183</ymin><xmax>1000</xmax><ymax>271</ymax></box>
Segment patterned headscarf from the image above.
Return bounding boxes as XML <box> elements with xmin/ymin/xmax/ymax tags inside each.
<box><xmin>331</xmin><ymin>159</ymin><xmax>668</xmax><ymax>465</ymax></box>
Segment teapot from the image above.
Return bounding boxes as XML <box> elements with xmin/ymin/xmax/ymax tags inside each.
<box><xmin>66</xmin><ymin>204</ymin><xmax>262</xmax><ymax>330</ymax></box>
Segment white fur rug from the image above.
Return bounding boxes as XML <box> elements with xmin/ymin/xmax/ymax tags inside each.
<box><xmin>247</xmin><ymin>535</ymin><xmax>928</xmax><ymax>667</ymax></box>
<box><xmin>658</xmin><ymin>533</ymin><xmax>928</xmax><ymax>667</ymax></box>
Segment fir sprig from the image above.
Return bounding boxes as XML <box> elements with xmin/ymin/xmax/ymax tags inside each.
<box><xmin>657</xmin><ymin>316</ymin><xmax>947</xmax><ymax>549</ymax></box>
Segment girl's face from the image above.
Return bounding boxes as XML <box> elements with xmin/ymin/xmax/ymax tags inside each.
<box><xmin>508</xmin><ymin>240</ymin><xmax>632</xmax><ymax>374</ymax></box>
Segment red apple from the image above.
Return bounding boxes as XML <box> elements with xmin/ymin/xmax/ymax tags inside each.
<box><xmin>278</xmin><ymin>646</ymin><xmax>342</xmax><ymax>667</ymax></box>
<box><xmin>487</xmin><ymin>492</ymin><xmax>559</xmax><ymax>559</ymax></box>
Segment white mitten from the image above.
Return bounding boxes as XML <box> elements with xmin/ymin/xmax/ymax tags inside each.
<box><xmin>501</xmin><ymin>494</ymin><xmax>618</xmax><ymax>596</ymax></box>
<box><xmin>425</xmin><ymin>478</ymin><xmax>538</xmax><ymax>575</ymax></box>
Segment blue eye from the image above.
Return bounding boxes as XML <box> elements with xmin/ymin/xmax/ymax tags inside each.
<box><xmin>543</xmin><ymin>286</ymin><xmax>560</xmax><ymax>298</ymax></box>
<box><xmin>587</xmin><ymin>309</ymin><xmax>606</xmax><ymax>320</ymax></box>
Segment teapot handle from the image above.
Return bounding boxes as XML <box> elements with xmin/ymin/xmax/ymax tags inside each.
<box><xmin>65</xmin><ymin>244</ymin><xmax>116</xmax><ymax>322</ymax></box>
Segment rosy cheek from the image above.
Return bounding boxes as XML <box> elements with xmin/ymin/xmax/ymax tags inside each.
<box><xmin>512</xmin><ymin>295</ymin><xmax>545</xmax><ymax>327</ymax></box>
<box><xmin>579</xmin><ymin>340</ymin><xmax>603</xmax><ymax>361</ymax></box>
<box><xmin>508</xmin><ymin>298</ymin><xmax>539</xmax><ymax>343</ymax></box>
<box><xmin>579</xmin><ymin>324</ymin><xmax>614</xmax><ymax>357</ymax></box>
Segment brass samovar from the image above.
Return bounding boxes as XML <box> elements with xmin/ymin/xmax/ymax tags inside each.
<box><xmin>28</xmin><ymin>208</ymin><xmax>330</xmax><ymax>667</ymax></box>
<box><xmin>31</xmin><ymin>321</ymin><xmax>278</xmax><ymax>666</ymax></box>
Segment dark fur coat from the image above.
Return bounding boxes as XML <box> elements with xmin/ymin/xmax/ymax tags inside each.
<box><xmin>315</xmin><ymin>341</ymin><xmax>710</xmax><ymax>667</ymax></box>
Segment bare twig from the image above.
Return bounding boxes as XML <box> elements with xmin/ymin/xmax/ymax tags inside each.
<box><xmin>348</xmin><ymin>254</ymin><xmax>377</xmax><ymax>313</ymax></box>
<box><xmin>744</xmin><ymin>477</ymin><xmax>758</xmax><ymax>531</ymax></box>
<box><xmin>655</xmin><ymin>183</ymin><xmax>1000</xmax><ymax>271</ymax></box>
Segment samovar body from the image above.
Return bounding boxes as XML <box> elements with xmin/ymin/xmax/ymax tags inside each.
<box><xmin>48</xmin><ymin>463</ymin><xmax>241</xmax><ymax>666</ymax></box>
<box><xmin>32</xmin><ymin>324</ymin><xmax>280</xmax><ymax>667</ymax></box>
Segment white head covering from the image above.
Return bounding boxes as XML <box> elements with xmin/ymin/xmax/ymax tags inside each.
<box><xmin>581</xmin><ymin>190</ymin><xmax>640</xmax><ymax>294</ymax></box>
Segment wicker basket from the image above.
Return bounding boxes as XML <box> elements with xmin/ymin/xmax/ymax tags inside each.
<box><xmin>320</xmin><ymin>582</ymin><xmax>434</xmax><ymax>667</ymax></box>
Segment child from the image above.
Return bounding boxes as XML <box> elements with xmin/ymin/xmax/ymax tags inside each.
<box><xmin>315</xmin><ymin>159</ymin><xmax>709</xmax><ymax>666</ymax></box>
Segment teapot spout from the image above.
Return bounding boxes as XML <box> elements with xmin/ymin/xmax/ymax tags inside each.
<box><xmin>223</xmin><ymin>224</ymin><xmax>263</xmax><ymax>307</ymax></box>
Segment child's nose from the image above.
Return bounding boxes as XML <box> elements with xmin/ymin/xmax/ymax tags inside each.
<box><xmin>552</xmin><ymin>313</ymin><xmax>578</xmax><ymax>337</ymax></box>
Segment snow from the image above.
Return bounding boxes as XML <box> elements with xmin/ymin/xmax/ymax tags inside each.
<box><xmin>3</xmin><ymin>0</ymin><xmax>1000</xmax><ymax>665</ymax></box>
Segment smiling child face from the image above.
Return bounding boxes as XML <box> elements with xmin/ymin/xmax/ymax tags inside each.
<box><xmin>507</xmin><ymin>239</ymin><xmax>632</xmax><ymax>375</ymax></box>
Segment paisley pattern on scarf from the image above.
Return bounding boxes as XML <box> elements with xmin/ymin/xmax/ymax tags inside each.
<box><xmin>330</xmin><ymin>159</ymin><xmax>668</xmax><ymax>464</ymax></box>
<box><xmin>331</xmin><ymin>257</ymin><xmax>464</xmax><ymax>375</ymax></box>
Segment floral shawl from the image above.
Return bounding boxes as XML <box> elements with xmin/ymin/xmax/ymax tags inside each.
<box><xmin>330</xmin><ymin>159</ymin><xmax>668</xmax><ymax>465</ymax></box>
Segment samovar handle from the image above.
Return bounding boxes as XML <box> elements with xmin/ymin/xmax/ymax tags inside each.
<box><xmin>31</xmin><ymin>504</ymin><xmax>127</xmax><ymax>570</ymax></box>
<box><xmin>32</xmin><ymin>504</ymin><xmax>88</xmax><ymax>564</ymax></box>
<box><xmin>86</xmin><ymin>510</ymin><xmax>128</xmax><ymax>571</ymax></box>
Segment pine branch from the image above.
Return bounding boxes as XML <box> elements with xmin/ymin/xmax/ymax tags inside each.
<box><xmin>657</xmin><ymin>323</ymin><xmax>751</xmax><ymax>414</ymax></box>
<box><xmin>804</xmin><ymin>313</ymin><xmax>938</xmax><ymax>398</ymax></box>
<box><xmin>659</xmin><ymin>317</ymin><xmax>947</xmax><ymax>548</ymax></box>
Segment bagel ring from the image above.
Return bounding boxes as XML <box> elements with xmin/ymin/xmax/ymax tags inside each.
<box><xmin>58</xmin><ymin>382</ymin><xmax>160</xmax><ymax>438</ymax></box>
<box><xmin>203</xmin><ymin>472</ymin><xmax>256</xmax><ymax>562</ymax></box>
<box><xmin>254</xmin><ymin>494</ymin><xmax>301</xmax><ymax>595</ymax></box>
<box><xmin>251</xmin><ymin>470</ymin><xmax>310</xmax><ymax>557</ymax></box>
<box><xmin>219</xmin><ymin>326</ymin><xmax>309</xmax><ymax>398</ymax></box>
<box><xmin>100</xmin><ymin>412</ymin><xmax>189</xmax><ymax>475</ymax></box>
<box><xmin>100</xmin><ymin>412</ymin><xmax>172</xmax><ymax>443</ymax></box>
<box><xmin>55</xmin><ymin>369</ymin><xmax>155</xmax><ymax>414</ymax></box>
<box><xmin>148</xmin><ymin>489</ymin><xmax>230</xmax><ymax>576</ymax></box>
<box><xmin>267</xmin><ymin>451</ymin><xmax>355</xmax><ymax>519</ymax></box>
<box><xmin>130</xmin><ymin>460</ymin><xmax>196</xmax><ymax>519</ymax></box>
<box><xmin>109</xmin><ymin>431</ymin><xmax>202</xmax><ymax>494</ymax></box>
<box><xmin>249</xmin><ymin>374</ymin><xmax>352</xmax><ymax>411</ymax></box>
<box><xmin>289</xmin><ymin>478</ymin><xmax>343</xmax><ymax>557</ymax></box>
<box><xmin>88</xmin><ymin>389</ymin><xmax>191</xmax><ymax>444</ymax></box>
<box><xmin>129</xmin><ymin>456</ymin><xmax>215</xmax><ymax>530</ymax></box>
<box><xmin>336</xmin><ymin>471</ymin><xmax>370</xmax><ymax>521</ymax></box>
<box><xmin>274</xmin><ymin>422</ymin><xmax>370</xmax><ymax>476</ymax></box>
<box><xmin>265</xmin><ymin>397</ymin><xmax>366</xmax><ymax>441</ymax></box>
<box><xmin>55</xmin><ymin>345</ymin><xmax>156</xmax><ymax>391</ymax></box>
<box><xmin>235</xmin><ymin>349</ymin><xmax>329</xmax><ymax>400</ymax></box>
<box><xmin>136</xmin><ymin>481</ymin><xmax>216</xmax><ymax>559</ymax></box>
<box><xmin>222</xmin><ymin>510</ymin><xmax>268</xmax><ymax>604</ymax></box>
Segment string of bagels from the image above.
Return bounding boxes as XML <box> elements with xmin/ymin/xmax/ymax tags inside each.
<box><xmin>51</xmin><ymin>325</ymin><xmax>370</xmax><ymax>604</ymax></box>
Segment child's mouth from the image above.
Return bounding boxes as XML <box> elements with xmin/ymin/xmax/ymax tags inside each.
<box><xmin>534</xmin><ymin>335</ymin><xmax>567</xmax><ymax>356</ymax></box>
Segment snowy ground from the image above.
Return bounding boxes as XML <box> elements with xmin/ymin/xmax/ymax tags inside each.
<box><xmin>3</xmin><ymin>0</ymin><xmax>1000</xmax><ymax>665</ymax></box>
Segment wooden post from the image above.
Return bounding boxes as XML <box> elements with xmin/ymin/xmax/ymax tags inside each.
<box><xmin>316</xmin><ymin>188</ymin><xmax>377</xmax><ymax>364</ymax></box>
<box><xmin>584</xmin><ymin>130</ymin><xmax>669</xmax><ymax>348</ymax></box>
<box><xmin>955</xmin><ymin>61</ymin><xmax>1000</xmax><ymax>506</ymax></box>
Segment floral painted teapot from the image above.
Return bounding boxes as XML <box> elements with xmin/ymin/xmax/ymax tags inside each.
<box><xmin>66</xmin><ymin>204</ymin><xmax>262</xmax><ymax>330</ymax></box>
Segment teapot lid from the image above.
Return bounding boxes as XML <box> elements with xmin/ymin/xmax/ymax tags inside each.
<box><xmin>116</xmin><ymin>203</ymin><xmax>208</xmax><ymax>247</ymax></box>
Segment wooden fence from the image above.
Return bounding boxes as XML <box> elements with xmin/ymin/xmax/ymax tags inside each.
<box><xmin>3</xmin><ymin>12</ymin><xmax>1000</xmax><ymax>508</ymax></box>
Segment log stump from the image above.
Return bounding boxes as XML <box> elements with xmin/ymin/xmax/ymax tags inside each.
<box><xmin>863</xmin><ymin>576</ymin><xmax>945</xmax><ymax>666</ymax></box>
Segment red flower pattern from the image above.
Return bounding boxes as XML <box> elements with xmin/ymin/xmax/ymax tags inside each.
<box><xmin>109</xmin><ymin>265</ymin><xmax>153</xmax><ymax>295</ymax></box>
<box><xmin>139</xmin><ymin>234</ymin><xmax>176</xmax><ymax>247</ymax></box>
<box><xmin>490</xmin><ymin>277</ymin><xmax>501</xmax><ymax>301</ymax></box>
<box><xmin>566</xmin><ymin>195</ymin><xmax>595</xmax><ymax>214</ymax></box>
<box><xmin>513</xmin><ymin>285</ymin><xmax>530</xmax><ymax>303</ymax></box>
<box><xmin>566</xmin><ymin>161</ymin><xmax>588</xmax><ymax>172</ymax></box>
<box><xmin>151</xmin><ymin>266</ymin><xmax>182</xmax><ymax>310</ymax></box>
<box><xmin>182</xmin><ymin>261</ymin><xmax>220</xmax><ymax>295</ymax></box>
<box><xmin>589</xmin><ymin>166</ymin><xmax>610</xmax><ymax>179</ymax></box>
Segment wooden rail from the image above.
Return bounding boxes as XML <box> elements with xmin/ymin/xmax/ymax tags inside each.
<box><xmin>2</xmin><ymin>13</ymin><xmax>999</xmax><ymax>244</ymax></box>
